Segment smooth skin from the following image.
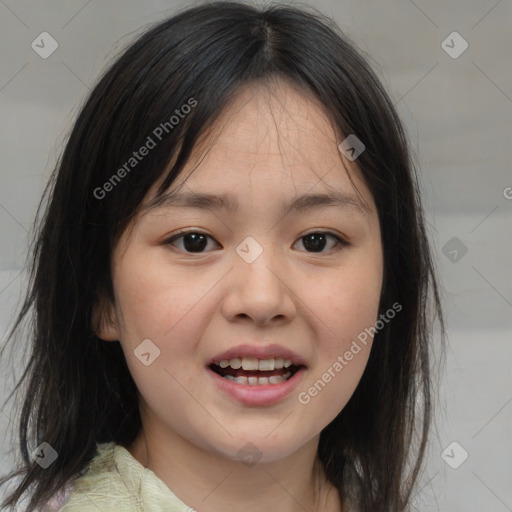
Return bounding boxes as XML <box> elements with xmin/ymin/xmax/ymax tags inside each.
<box><xmin>93</xmin><ymin>79</ymin><xmax>383</xmax><ymax>512</ymax></box>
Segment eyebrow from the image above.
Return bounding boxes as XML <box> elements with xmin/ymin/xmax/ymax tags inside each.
<box><xmin>143</xmin><ymin>189</ymin><xmax>371</xmax><ymax>217</ymax></box>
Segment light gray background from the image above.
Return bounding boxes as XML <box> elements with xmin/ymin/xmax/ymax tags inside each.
<box><xmin>0</xmin><ymin>1</ymin><xmax>511</xmax><ymax>511</ymax></box>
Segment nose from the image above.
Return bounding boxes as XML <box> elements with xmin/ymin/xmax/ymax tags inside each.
<box><xmin>221</xmin><ymin>244</ymin><xmax>297</xmax><ymax>326</ymax></box>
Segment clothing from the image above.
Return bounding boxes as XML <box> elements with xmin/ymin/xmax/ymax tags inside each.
<box><xmin>42</xmin><ymin>442</ymin><xmax>196</xmax><ymax>511</ymax></box>
<box><xmin>42</xmin><ymin>441</ymin><xmax>357</xmax><ymax>511</ymax></box>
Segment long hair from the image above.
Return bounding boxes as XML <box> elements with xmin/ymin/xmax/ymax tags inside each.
<box><xmin>0</xmin><ymin>2</ymin><xmax>445</xmax><ymax>510</ymax></box>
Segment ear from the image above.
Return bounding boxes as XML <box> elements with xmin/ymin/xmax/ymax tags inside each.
<box><xmin>91</xmin><ymin>287</ymin><xmax>121</xmax><ymax>342</ymax></box>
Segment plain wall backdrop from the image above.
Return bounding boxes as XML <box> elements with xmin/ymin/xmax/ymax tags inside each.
<box><xmin>0</xmin><ymin>1</ymin><xmax>511</xmax><ymax>510</ymax></box>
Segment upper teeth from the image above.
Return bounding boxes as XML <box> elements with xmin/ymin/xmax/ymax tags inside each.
<box><xmin>218</xmin><ymin>357</ymin><xmax>293</xmax><ymax>370</ymax></box>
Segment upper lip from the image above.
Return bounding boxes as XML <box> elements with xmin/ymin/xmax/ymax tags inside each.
<box><xmin>208</xmin><ymin>343</ymin><xmax>307</xmax><ymax>367</ymax></box>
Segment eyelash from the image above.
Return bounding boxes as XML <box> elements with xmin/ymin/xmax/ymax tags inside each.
<box><xmin>163</xmin><ymin>229</ymin><xmax>349</xmax><ymax>254</ymax></box>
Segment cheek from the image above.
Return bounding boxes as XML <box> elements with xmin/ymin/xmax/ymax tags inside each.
<box><xmin>304</xmin><ymin>258</ymin><xmax>382</xmax><ymax>350</ymax></box>
<box><xmin>112</xmin><ymin>250</ymin><xmax>214</xmax><ymax>344</ymax></box>
<box><xmin>296</xmin><ymin>253</ymin><xmax>382</xmax><ymax>423</ymax></box>
<box><xmin>110</xmin><ymin>276</ymin><xmax>208</xmax><ymax>419</ymax></box>
<box><xmin>297</xmin><ymin>288</ymin><xmax>377</xmax><ymax>427</ymax></box>
<box><xmin>300</xmin><ymin>353</ymin><xmax>370</xmax><ymax>430</ymax></box>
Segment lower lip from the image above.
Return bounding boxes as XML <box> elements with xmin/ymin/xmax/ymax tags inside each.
<box><xmin>206</xmin><ymin>366</ymin><xmax>306</xmax><ymax>406</ymax></box>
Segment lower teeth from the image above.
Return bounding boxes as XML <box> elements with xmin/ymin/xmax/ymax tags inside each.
<box><xmin>223</xmin><ymin>372</ymin><xmax>292</xmax><ymax>385</ymax></box>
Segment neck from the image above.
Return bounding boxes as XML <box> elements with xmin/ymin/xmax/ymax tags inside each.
<box><xmin>127</xmin><ymin>427</ymin><xmax>341</xmax><ymax>512</ymax></box>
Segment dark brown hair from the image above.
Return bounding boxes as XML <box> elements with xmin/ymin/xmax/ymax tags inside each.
<box><xmin>0</xmin><ymin>2</ymin><xmax>445</xmax><ymax>510</ymax></box>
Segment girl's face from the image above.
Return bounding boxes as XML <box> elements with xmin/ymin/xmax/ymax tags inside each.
<box><xmin>97</xmin><ymin>81</ymin><xmax>383</xmax><ymax>464</ymax></box>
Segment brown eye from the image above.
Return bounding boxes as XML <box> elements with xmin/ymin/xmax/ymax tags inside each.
<box><xmin>164</xmin><ymin>230</ymin><xmax>348</xmax><ymax>255</ymax></box>
<box><xmin>295</xmin><ymin>232</ymin><xmax>348</xmax><ymax>253</ymax></box>
<box><xmin>165</xmin><ymin>231</ymin><xmax>220</xmax><ymax>253</ymax></box>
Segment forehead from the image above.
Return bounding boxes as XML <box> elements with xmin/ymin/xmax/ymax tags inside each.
<box><xmin>143</xmin><ymin>80</ymin><xmax>376</xmax><ymax>218</ymax></box>
<box><xmin>197</xmin><ymin>80</ymin><xmax>344</xmax><ymax>169</ymax></box>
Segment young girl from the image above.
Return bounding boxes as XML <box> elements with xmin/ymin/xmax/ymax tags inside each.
<box><xmin>0</xmin><ymin>2</ymin><xmax>445</xmax><ymax>511</ymax></box>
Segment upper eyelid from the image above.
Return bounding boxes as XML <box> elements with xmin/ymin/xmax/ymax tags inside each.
<box><xmin>165</xmin><ymin>229</ymin><xmax>348</xmax><ymax>250</ymax></box>
<box><xmin>166</xmin><ymin>228</ymin><xmax>346</xmax><ymax>240</ymax></box>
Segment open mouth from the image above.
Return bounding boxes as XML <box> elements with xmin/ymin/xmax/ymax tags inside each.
<box><xmin>209</xmin><ymin>357</ymin><xmax>305</xmax><ymax>386</ymax></box>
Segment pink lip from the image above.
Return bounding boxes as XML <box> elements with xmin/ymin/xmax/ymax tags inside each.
<box><xmin>208</xmin><ymin>343</ymin><xmax>307</xmax><ymax>366</ymax></box>
<box><xmin>206</xmin><ymin>365</ymin><xmax>307</xmax><ymax>406</ymax></box>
